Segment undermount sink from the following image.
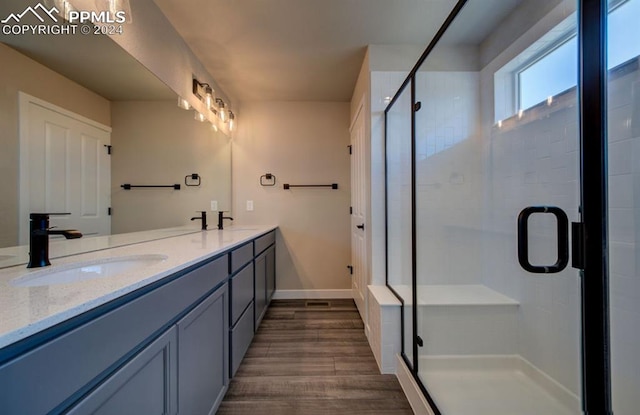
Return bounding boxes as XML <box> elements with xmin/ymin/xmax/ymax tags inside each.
<box><xmin>12</xmin><ymin>254</ymin><xmax>168</xmax><ymax>287</ymax></box>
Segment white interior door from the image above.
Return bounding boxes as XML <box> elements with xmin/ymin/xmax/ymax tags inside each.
<box><xmin>19</xmin><ymin>92</ymin><xmax>111</xmax><ymax>244</ymax></box>
<box><xmin>350</xmin><ymin>102</ymin><xmax>367</xmax><ymax>318</ymax></box>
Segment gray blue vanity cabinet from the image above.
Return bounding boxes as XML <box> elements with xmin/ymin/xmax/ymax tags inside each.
<box><xmin>0</xmin><ymin>228</ymin><xmax>277</xmax><ymax>415</ymax></box>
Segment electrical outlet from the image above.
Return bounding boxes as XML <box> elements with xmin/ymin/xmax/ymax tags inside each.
<box><xmin>246</xmin><ymin>200</ymin><xmax>254</xmax><ymax>211</ymax></box>
<box><xmin>210</xmin><ymin>200</ymin><xmax>218</xmax><ymax>211</ymax></box>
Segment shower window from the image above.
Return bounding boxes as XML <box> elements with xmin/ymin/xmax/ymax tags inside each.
<box><xmin>495</xmin><ymin>0</ymin><xmax>640</xmax><ymax>121</ymax></box>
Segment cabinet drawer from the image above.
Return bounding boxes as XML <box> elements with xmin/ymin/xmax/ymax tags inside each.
<box><xmin>230</xmin><ymin>263</ymin><xmax>254</xmax><ymax>324</ymax></box>
<box><xmin>230</xmin><ymin>302</ymin><xmax>254</xmax><ymax>378</ymax></box>
<box><xmin>255</xmin><ymin>231</ymin><xmax>275</xmax><ymax>255</ymax></box>
<box><xmin>230</xmin><ymin>242</ymin><xmax>253</xmax><ymax>274</ymax></box>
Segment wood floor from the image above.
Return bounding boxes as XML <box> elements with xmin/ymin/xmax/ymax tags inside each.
<box><xmin>218</xmin><ymin>299</ymin><xmax>413</xmax><ymax>415</ymax></box>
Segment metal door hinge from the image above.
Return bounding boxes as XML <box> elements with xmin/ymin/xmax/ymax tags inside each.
<box><xmin>416</xmin><ymin>335</ymin><xmax>424</xmax><ymax>347</ymax></box>
<box><xmin>347</xmin><ymin>265</ymin><xmax>353</xmax><ymax>275</ymax></box>
<box><xmin>104</xmin><ymin>145</ymin><xmax>112</xmax><ymax>155</ymax></box>
<box><xmin>350</xmin><ymin>206</ymin><xmax>353</xmax><ymax>215</ymax></box>
<box><xmin>348</xmin><ymin>145</ymin><xmax>352</xmax><ymax>155</ymax></box>
<box><xmin>572</xmin><ymin>222</ymin><xmax>585</xmax><ymax>270</ymax></box>
<box><xmin>414</xmin><ymin>102</ymin><xmax>422</xmax><ymax>112</ymax></box>
<box><xmin>108</xmin><ymin>207</ymin><xmax>112</xmax><ymax>216</ymax></box>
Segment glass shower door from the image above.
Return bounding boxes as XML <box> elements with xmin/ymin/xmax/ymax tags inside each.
<box><xmin>413</xmin><ymin>1</ymin><xmax>582</xmax><ymax>413</ymax></box>
<box><xmin>385</xmin><ymin>86</ymin><xmax>415</xmax><ymax>368</ymax></box>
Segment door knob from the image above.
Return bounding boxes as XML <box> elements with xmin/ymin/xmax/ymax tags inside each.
<box><xmin>356</xmin><ymin>224</ymin><xmax>365</xmax><ymax>230</ymax></box>
<box><xmin>517</xmin><ymin>206</ymin><xmax>569</xmax><ymax>273</ymax></box>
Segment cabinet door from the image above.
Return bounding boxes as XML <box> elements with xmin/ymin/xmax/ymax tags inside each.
<box><xmin>230</xmin><ymin>302</ymin><xmax>255</xmax><ymax>378</ymax></box>
<box><xmin>266</xmin><ymin>245</ymin><xmax>276</xmax><ymax>302</ymax></box>
<box><xmin>67</xmin><ymin>326</ymin><xmax>178</xmax><ymax>415</ymax></box>
<box><xmin>177</xmin><ymin>284</ymin><xmax>229</xmax><ymax>415</ymax></box>
<box><xmin>254</xmin><ymin>253</ymin><xmax>268</xmax><ymax>328</ymax></box>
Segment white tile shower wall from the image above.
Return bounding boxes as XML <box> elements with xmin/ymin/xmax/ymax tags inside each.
<box><xmin>414</xmin><ymin>72</ymin><xmax>483</xmax><ymax>285</ymax></box>
<box><xmin>608</xmin><ymin>63</ymin><xmax>640</xmax><ymax>415</ymax></box>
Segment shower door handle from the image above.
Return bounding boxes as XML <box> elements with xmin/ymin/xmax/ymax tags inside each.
<box><xmin>517</xmin><ymin>206</ymin><xmax>569</xmax><ymax>273</ymax></box>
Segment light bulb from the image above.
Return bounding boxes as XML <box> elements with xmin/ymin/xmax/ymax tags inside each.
<box><xmin>204</xmin><ymin>87</ymin><xmax>214</xmax><ymax>110</ymax></box>
<box><xmin>177</xmin><ymin>97</ymin><xmax>190</xmax><ymax>110</ymax></box>
<box><xmin>194</xmin><ymin>111</ymin><xmax>206</xmax><ymax>122</ymax></box>
<box><xmin>216</xmin><ymin>99</ymin><xmax>227</xmax><ymax>123</ymax></box>
<box><xmin>229</xmin><ymin>111</ymin><xmax>235</xmax><ymax>132</ymax></box>
<box><xmin>211</xmin><ymin>122</ymin><xmax>218</xmax><ymax>132</ymax></box>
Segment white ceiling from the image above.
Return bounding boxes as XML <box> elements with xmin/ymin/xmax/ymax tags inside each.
<box><xmin>152</xmin><ymin>0</ymin><xmax>461</xmax><ymax>102</ymax></box>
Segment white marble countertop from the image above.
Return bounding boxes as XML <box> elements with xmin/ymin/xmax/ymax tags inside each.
<box><xmin>0</xmin><ymin>225</ymin><xmax>277</xmax><ymax>350</ymax></box>
<box><xmin>0</xmin><ymin>226</ymin><xmax>206</xmax><ymax>269</ymax></box>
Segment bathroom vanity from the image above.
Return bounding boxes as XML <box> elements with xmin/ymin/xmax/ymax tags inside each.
<box><xmin>0</xmin><ymin>226</ymin><xmax>276</xmax><ymax>415</ymax></box>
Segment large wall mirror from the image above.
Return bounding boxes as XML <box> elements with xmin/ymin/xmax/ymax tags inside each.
<box><xmin>0</xmin><ymin>1</ymin><xmax>232</xmax><ymax>267</ymax></box>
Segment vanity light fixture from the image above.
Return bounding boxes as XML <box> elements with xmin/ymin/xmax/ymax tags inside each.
<box><xmin>177</xmin><ymin>97</ymin><xmax>191</xmax><ymax>110</ymax></box>
<box><xmin>216</xmin><ymin>98</ymin><xmax>228</xmax><ymax>123</ymax></box>
<box><xmin>194</xmin><ymin>111</ymin><xmax>207</xmax><ymax>122</ymax></box>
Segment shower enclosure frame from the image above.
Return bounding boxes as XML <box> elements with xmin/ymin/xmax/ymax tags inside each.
<box><xmin>383</xmin><ymin>0</ymin><xmax>612</xmax><ymax>413</ymax></box>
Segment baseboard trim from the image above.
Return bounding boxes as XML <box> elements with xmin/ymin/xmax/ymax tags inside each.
<box><xmin>272</xmin><ymin>289</ymin><xmax>353</xmax><ymax>299</ymax></box>
<box><xmin>396</xmin><ymin>355</ymin><xmax>436</xmax><ymax>415</ymax></box>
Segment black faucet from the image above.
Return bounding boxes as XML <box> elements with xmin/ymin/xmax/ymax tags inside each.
<box><xmin>191</xmin><ymin>211</ymin><xmax>208</xmax><ymax>230</ymax></box>
<box><xmin>217</xmin><ymin>211</ymin><xmax>234</xmax><ymax>230</ymax></box>
<box><xmin>28</xmin><ymin>213</ymin><xmax>83</xmax><ymax>268</ymax></box>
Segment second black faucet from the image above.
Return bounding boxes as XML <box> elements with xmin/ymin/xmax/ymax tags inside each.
<box><xmin>217</xmin><ymin>211</ymin><xmax>233</xmax><ymax>230</ymax></box>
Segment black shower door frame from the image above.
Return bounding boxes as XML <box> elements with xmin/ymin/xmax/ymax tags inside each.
<box><xmin>383</xmin><ymin>0</ymin><xmax>612</xmax><ymax>413</ymax></box>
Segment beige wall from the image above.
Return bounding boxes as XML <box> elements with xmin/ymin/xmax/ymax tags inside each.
<box><xmin>232</xmin><ymin>101</ymin><xmax>351</xmax><ymax>291</ymax></box>
<box><xmin>0</xmin><ymin>43</ymin><xmax>110</xmax><ymax>247</ymax></box>
<box><xmin>111</xmin><ymin>101</ymin><xmax>231</xmax><ymax>233</ymax></box>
